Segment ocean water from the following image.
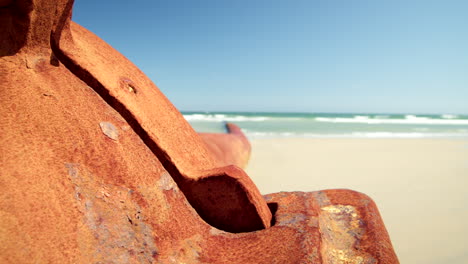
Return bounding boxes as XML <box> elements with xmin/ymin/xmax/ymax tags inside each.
<box><xmin>183</xmin><ymin>112</ymin><xmax>468</xmax><ymax>139</ymax></box>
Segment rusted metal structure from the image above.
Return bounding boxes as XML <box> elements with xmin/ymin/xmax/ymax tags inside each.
<box><xmin>0</xmin><ymin>0</ymin><xmax>399</xmax><ymax>263</ymax></box>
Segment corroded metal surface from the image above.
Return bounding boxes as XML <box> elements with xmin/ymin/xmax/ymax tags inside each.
<box><xmin>0</xmin><ymin>0</ymin><xmax>399</xmax><ymax>263</ymax></box>
<box><xmin>53</xmin><ymin>15</ymin><xmax>270</xmax><ymax>233</ymax></box>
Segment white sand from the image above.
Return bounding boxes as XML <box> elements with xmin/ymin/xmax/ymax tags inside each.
<box><xmin>246</xmin><ymin>138</ymin><xmax>468</xmax><ymax>264</ymax></box>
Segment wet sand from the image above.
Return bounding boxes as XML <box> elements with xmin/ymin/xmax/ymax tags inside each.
<box><xmin>246</xmin><ymin>138</ymin><xmax>468</xmax><ymax>264</ymax></box>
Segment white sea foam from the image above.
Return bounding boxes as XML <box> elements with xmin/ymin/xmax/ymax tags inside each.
<box><xmin>183</xmin><ymin>114</ymin><xmax>271</xmax><ymax>122</ymax></box>
<box><xmin>441</xmin><ymin>114</ymin><xmax>458</xmax><ymax>119</ymax></box>
<box><xmin>185</xmin><ymin>112</ymin><xmax>468</xmax><ymax>139</ymax></box>
<box><xmin>374</xmin><ymin>115</ymin><xmax>391</xmax><ymax>119</ymax></box>
<box><xmin>315</xmin><ymin>116</ymin><xmax>468</xmax><ymax>125</ymax></box>
<box><xmin>185</xmin><ymin>113</ymin><xmax>468</xmax><ymax>124</ymax></box>
<box><xmin>183</xmin><ymin>114</ymin><xmax>304</xmax><ymax>122</ymax></box>
<box><xmin>354</xmin><ymin>115</ymin><xmax>370</xmax><ymax>119</ymax></box>
<box><xmin>413</xmin><ymin>128</ymin><xmax>429</xmax><ymax>132</ymax></box>
<box><xmin>245</xmin><ymin>131</ymin><xmax>468</xmax><ymax>139</ymax></box>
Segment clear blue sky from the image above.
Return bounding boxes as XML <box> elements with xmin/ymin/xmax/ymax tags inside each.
<box><xmin>73</xmin><ymin>0</ymin><xmax>468</xmax><ymax>114</ymax></box>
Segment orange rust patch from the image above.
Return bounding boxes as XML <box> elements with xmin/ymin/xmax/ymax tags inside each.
<box><xmin>319</xmin><ymin>205</ymin><xmax>376</xmax><ymax>264</ymax></box>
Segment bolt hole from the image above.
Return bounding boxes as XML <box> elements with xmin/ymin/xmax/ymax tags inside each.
<box><xmin>127</xmin><ymin>83</ymin><xmax>137</xmax><ymax>94</ymax></box>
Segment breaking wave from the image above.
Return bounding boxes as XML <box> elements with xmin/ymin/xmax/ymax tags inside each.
<box><xmin>315</xmin><ymin>115</ymin><xmax>468</xmax><ymax>125</ymax></box>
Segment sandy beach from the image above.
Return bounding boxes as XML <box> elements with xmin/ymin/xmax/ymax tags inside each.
<box><xmin>246</xmin><ymin>138</ymin><xmax>468</xmax><ymax>264</ymax></box>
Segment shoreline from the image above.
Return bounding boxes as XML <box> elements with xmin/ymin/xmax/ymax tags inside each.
<box><xmin>245</xmin><ymin>135</ymin><xmax>468</xmax><ymax>140</ymax></box>
<box><xmin>246</xmin><ymin>138</ymin><xmax>468</xmax><ymax>264</ymax></box>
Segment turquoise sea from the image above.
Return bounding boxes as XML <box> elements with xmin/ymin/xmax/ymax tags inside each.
<box><xmin>183</xmin><ymin>112</ymin><xmax>468</xmax><ymax>139</ymax></box>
